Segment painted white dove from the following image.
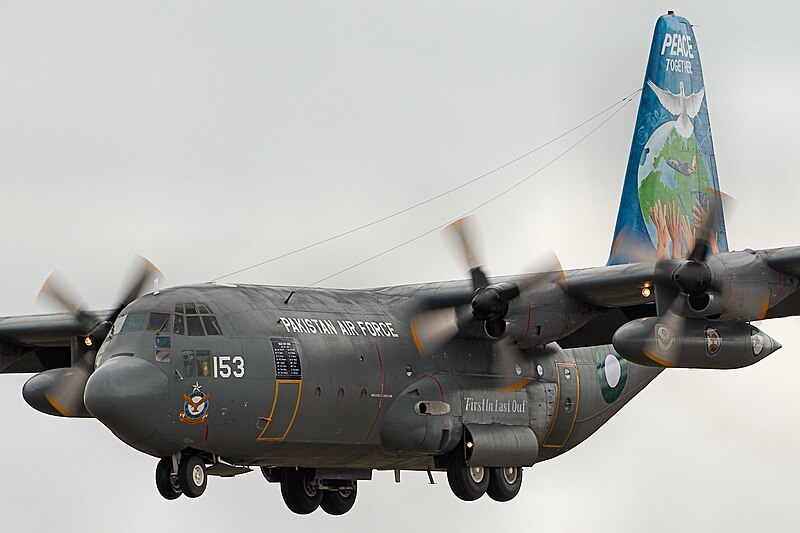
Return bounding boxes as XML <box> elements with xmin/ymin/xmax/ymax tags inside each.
<box><xmin>647</xmin><ymin>79</ymin><xmax>705</xmax><ymax>139</ymax></box>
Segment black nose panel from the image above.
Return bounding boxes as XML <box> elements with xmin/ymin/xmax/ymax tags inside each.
<box><xmin>84</xmin><ymin>357</ymin><xmax>169</xmax><ymax>443</ymax></box>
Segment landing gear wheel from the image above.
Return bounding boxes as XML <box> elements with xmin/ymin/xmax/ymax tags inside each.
<box><xmin>487</xmin><ymin>466</ymin><xmax>523</xmax><ymax>502</ymax></box>
<box><xmin>178</xmin><ymin>455</ymin><xmax>207</xmax><ymax>498</ymax></box>
<box><xmin>155</xmin><ymin>457</ymin><xmax>182</xmax><ymax>500</ymax></box>
<box><xmin>320</xmin><ymin>484</ymin><xmax>358</xmax><ymax>515</ymax></box>
<box><xmin>447</xmin><ymin>455</ymin><xmax>489</xmax><ymax>501</ymax></box>
<box><xmin>280</xmin><ymin>468</ymin><xmax>322</xmax><ymax>515</ymax></box>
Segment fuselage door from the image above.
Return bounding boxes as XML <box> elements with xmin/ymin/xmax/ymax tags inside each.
<box><xmin>542</xmin><ymin>362</ymin><xmax>580</xmax><ymax>448</ymax></box>
<box><xmin>257</xmin><ymin>337</ymin><xmax>303</xmax><ymax>441</ymax></box>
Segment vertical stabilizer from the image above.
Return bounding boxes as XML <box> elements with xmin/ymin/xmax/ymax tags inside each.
<box><xmin>608</xmin><ymin>13</ymin><xmax>728</xmax><ymax>265</ymax></box>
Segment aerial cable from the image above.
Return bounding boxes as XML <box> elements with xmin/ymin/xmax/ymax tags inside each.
<box><xmin>211</xmin><ymin>87</ymin><xmax>642</xmax><ymax>282</ymax></box>
<box><xmin>302</xmin><ymin>88</ymin><xmax>642</xmax><ymax>289</ymax></box>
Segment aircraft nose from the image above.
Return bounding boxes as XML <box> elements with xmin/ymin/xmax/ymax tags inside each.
<box><xmin>84</xmin><ymin>356</ymin><xmax>169</xmax><ymax>444</ymax></box>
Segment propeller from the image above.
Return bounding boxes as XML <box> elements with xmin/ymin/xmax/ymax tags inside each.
<box><xmin>37</xmin><ymin>256</ymin><xmax>162</xmax><ymax>416</ymax></box>
<box><xmin>643</xmin><ymin>189</ymin><xmax>732</xmax><ymax>365</ymax></box>
<box><xmin>410</xmin><ymin>217</ymin><xmax>563</xmax><ymax>356</ymax></box>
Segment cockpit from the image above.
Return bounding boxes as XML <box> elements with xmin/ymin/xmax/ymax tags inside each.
<box><xmin>95</xmin><ymin>302</ymin><xmax>224</xmax><ymax>367</ymax></box>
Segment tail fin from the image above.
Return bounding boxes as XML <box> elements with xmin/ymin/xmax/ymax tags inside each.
<box><xmin>608</xmin><ymin>12</ymin><xmax>728</xmax><ymax>265</ymax></box>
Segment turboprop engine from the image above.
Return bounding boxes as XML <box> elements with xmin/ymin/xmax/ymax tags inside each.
<box><xmin>612</xmin><ymin>317</ymin><xmax>781</xmax><ymax>369</ymax></box>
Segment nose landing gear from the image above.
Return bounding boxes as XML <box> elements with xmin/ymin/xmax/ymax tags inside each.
<box><xmin>155</xmin><ymin>454</ymin><xmax>208</xmax><ymax>500</ymax></box>
<box><xmin>155</xmin><ymin>457</ymin><xmax>181</xmax><ymax>500</ymax></box>
<box><xmin>178</xmin><ymin>455</ymin><xmax>208</xmax><ymax>498</ymax></box>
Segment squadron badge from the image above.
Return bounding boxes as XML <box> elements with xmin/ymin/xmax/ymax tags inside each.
<box><xmin>654</xmin><ymin>323</ymin><xmax>675</xmax><ymax>352</ymax></box>
<box><xmin>705</xmin><ymin>326</ymin><xmax>721</xmax><ymax>356</ymax></box>
<box><xmin>180</xmin><ymin>382</ymin><xmax>212</xmax><ymax>425</ymax></box>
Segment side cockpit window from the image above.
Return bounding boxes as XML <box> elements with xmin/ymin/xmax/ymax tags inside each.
<box><xmin>120</xmin><ymin>312</ymin><xmax>147</xmax><ymax>332</ymax></box>
<box><xmin>172</xmin><ymin>303</ymin><xmax>223</xmax><ymax>336</ymax></box>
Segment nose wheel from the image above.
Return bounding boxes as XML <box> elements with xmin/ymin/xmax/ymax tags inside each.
<box><xmin>155</xmin><ymin>457</ymin><xmax>182</xmax><ymax>500</ymax></box>
<box><xmin>155</xmin><ymin>454</ymin><xmax>208</xmax><ymax>500</ymax></box>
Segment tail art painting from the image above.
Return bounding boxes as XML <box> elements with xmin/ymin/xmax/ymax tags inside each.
<box><xmin>609</xmin><ymin>13</ymin><xmax>728</xmax><ymax>265</ymax></box>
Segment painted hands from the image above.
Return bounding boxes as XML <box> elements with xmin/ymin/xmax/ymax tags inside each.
<box><xmin>666</xmin><ymin>201</ymin><xmax>682</xmax><ymax>258</ymax></box>
<box><xmin>649</xmin><ymin>200</ymin><xmax>670</xmax><ymax>260</ymax></box>
<box><xmin>693</xmin><ymin>198</ymin><xmax>719</xmax><ymax>254</ymax></box>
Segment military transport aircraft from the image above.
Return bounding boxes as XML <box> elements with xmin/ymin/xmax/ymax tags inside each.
<box><xmin>2</xmin><ymin>12</ymin><xmax>799</xmax><ymax>516</ymax></box>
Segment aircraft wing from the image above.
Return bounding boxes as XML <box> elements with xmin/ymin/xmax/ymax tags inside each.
<box><xmin>554</xmin><ymin>262</ymin><xmax>657</xmax><ymax>348</ymax></box>
<box><xmin>0</xmin><ymin>311</ymin><xmax>100</xmax><ymax>373</ymax></box>
<box><xmin>557</xmin><ymin>247</ymin><xmax>800</xmax><ymax>347</ymax></box>
<box><xmin>564</xmin><ymin>262</ymin><xmax>656</xmax><ymax>308</ymax></box>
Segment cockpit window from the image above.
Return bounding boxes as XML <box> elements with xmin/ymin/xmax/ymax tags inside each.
<box><xmin>111</xmin><ymin>314</ymin><xmax>127</xmax><ymax>335</ymax></box>
<box><xmin>186</xmin><ymin>316</ymin><xmax>204</xmax><ymax>336</ymax></box>
<box><xmin>147</xmin><ymin>312</ymin><xmax>171</xmax><ymax>331</ymax></box>
<box><xmin>173</xmin><ymin>314</ymin><xmax>185</xmax><ymax>335</ymax></box>
<box><xmin>172</xmin><ymin>303</ymin><xmax>224</xmax><ymax>336</ymax></box>
<box><xmin>202</xmin><ymin>316</ymin><xmax>222</xmax><ymax>335</ymax></box>
<box><xmin>120</xmin><ymin>312</ymin><xmax>147</xmax><ymax>332</ymax></box>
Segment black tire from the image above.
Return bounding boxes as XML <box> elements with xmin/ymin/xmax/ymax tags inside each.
<box><xmin>446</xmin><ymin>455</ymin><xmax>489</xmax><ymax>501</ymax></box>
<box><xmin>155</xmin><ymin>457</ymin><xmax>182</xmax><ymax>500</ymax></box>
<box><xmin>178</xmin><ymin>455</ymin><xmax>207</xmax><ymax>498</ymax></box>
<box><xmin>320</xmin><ymin>484</ymin><xmax>358</xmax><ymax>515</ymax></box>
<box><xmin>487</xmin><ymin>467</ymin><xmax>523</xmax><ymax>502</ymax></box>
<box><xmin>280</xmin><ymin>468</ymin><xmax>322</xmax><ymax>515</ymax></box>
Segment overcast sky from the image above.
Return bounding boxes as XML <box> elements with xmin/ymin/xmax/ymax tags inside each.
<box><xmin>1</xmin><ymin>2</ymin><xmax>799</xmax><ymax>532</ymax></box>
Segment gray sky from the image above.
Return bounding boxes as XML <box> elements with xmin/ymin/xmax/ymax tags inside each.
<box><xmin>1</xmin><ymin>1</ymin><xmax>799</xmax><ymax>531</ymax></box>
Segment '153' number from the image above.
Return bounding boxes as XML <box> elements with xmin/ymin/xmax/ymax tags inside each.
<box><xmin>213</xmin><ymin>355</ymin><xmax>245</xmax><ymax>378</ymax></box>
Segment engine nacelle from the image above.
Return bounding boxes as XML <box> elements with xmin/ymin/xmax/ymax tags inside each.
<box><xmin>612</xmin><ymin>317</ymin><xmax>781</xmax><ymax>369</ymax></box>
<box><xmin>22</xmin><ymin>368</ymin><xmax>92</xmax><ymax>417</ymax></box>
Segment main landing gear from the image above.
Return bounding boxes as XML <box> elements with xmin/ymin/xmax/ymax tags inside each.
<box><xmin>263</xmin><ymin>467</ymin><xmax>358</xmax><ymax>515</ymax></box>
<box><xmin>155</xmin><ymin>454</ymin><xmax>208</xmax><ymax>500</ymax></box>
<box><xmin>446</xmin><ymin>453</ymin><xmax>523</xmax><ymax>502</ymax></box>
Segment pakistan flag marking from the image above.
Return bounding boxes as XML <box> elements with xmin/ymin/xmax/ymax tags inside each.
<box><xmin>596</xmin><ymin>346</ymin><xmax>628</xmax><ymax>404</ymax></box>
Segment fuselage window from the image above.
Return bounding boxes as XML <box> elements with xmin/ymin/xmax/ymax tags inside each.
<box><xmin>121</xmin><ymin>312</ymin><xmax>147</xmax><ymax>332</ymax></box>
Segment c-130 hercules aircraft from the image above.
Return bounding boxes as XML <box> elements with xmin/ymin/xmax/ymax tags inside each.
<box><xmin>2</xmin><ymin>12</ymin><xmax>798</xmax><ymax>515</ymax></box>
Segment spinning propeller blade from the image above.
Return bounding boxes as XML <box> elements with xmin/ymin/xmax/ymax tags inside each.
<box><xmin>410</xmin><ymin>217</ymin><xmax>564</xmax><ymax>356</ymax></box>
<box><xmin>36</xmin><ymin>256</ymin><xmax>162</xmax><ymax>416</ymax></box>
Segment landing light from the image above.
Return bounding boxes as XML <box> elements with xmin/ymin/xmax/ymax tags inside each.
<box><xmin>84</xmin><ymin>337</ymin><xmax>93</xmax><ymax>347</ymax></box>
<box><xmin>641</xmin><ymin>287</ymin><xmax>651</xmax><ymax>298</ymax></box>
<box><xmin>466</xmin><ymin>441</ymin><xmax>474</xmax><ymax>449</ymax></box>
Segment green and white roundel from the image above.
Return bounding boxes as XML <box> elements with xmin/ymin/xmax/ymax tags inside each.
<box><xmin>596</xmin><ymin>346</ymin><xmax>628</xmax><ymax>404</ymax></box>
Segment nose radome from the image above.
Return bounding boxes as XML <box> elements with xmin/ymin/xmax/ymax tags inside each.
<box><xmin>84</xmin><ymin>356</ymin><xmax>169</xmax><ymax>444</ymax></box>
